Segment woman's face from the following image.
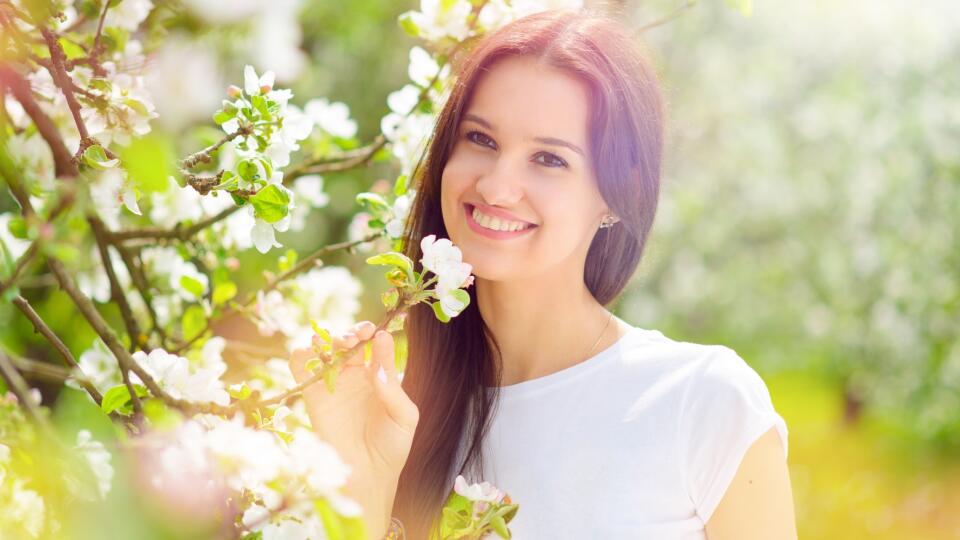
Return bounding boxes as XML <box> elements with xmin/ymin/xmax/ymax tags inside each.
<box><xmin>440</xmin><ymin>55</ymin><xmax>613</xmax><ymax>283</ymax></box>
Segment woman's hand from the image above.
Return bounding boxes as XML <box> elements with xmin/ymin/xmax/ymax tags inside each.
<box><xmin>288</xmin><ymin>321</ymin><xmax>419</xmax><ymax>536</ymax></box>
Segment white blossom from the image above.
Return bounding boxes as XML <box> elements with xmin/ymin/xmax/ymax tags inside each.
<box><xmin>0</xmin><ymin>213</ymin><xmax>32</xmax><ymax>260</ymax></box>
<box><xmin>403</xmin><ymin>0</ymin><xmax>473</xmax><ymax>43</ymax></box>
<box><xmin>385</xmin><ymin>190</ymin><xmax>416</xmax><ymax>239</ymax></box>
<box><xmin>75</xmin><ymin>430</ymin><xmax>114</xmax><ymax>499</ymax></box>
<box><xmin>304</xmin><ymin>98</ymin><xmax>358</xmax><ymax>139</ymax></box>
<box><xmin>132</xmin><ymin>349</ymin><xmax>229</xmax><ymax>406</ymax></box>
<box><xmin>70</xmin><ymin>338</ymin><xmax>122</xmax><ymax>393</ymax></box>
<box><xmin>104</xmin><ymin>0</ymin><xmax>154</xmax><ymax>31</ymax></box>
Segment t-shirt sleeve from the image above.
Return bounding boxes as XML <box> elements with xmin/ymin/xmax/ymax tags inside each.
<box><xmin>679</xmin><ymin>346</ymin><xmax>789</xmax><ymax>525</ymax></box>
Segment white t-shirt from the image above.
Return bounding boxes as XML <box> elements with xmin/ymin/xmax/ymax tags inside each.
<box><xmin>454</xmin><ymin>325</ymin><xmax>789</xmax><ymax>540</ymax></box>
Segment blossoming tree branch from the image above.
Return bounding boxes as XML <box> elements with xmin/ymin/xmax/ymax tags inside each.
<box><xmin>0</xmin><ymin>0</ymin><xmax>564</xmax><ymax>538</ymax></box>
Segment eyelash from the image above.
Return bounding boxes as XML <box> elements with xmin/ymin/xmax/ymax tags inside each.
<box><xmin>465</xmin><ymin>130</ymin><xmax>569</xmax><ymax>169</ymax></box>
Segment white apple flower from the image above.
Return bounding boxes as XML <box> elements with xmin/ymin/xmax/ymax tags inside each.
<box><xmin>304</xmin><ymin>98</ymin><xmax>358</xmax><ymax>139</ymax></box>
<box><xmin>454</xmin><ymin>475</ymin><xmax>505</xmax><ymax>503</ymax></box>
<box><xmin>132</xmin><ymin>349</ymin><xmax>229</xmax><ymax>406</ymax></box>
<box><xmin>403</xmin><ymin>0</ymin><xmax>473</xmax><ymax>43</ymax></box>
<box><xmin>387</xmin><ymin>84</ymin><xmax>421</xmax><ymax>116</ymax></box>
<box><xmin>385</xmin><ymin>189</ymin><xmax>416</xmax><ymax>239</ymax></box>
<box><xmin>69</xmin><ymin>338</ymin><xmax>122</xmax><ymax>394</ymax></box>
<box><xmin>408</xmin><ymin>46</ymin><xmax>450</xmax><ymax>88</ymax></box>
<box><xmin>89</xmin><ymin>168</ymin><xmax>141</xmax><ymax>228</ymax></box>
<box><xmin>289</xmin><ymin>175</ymin><xmax>330</xmax><ymax>232</ymax></box>
<box><xmin>244</xmin><ymin>65</ymin><xmax>276</xmax><ymax>96</ymax></box>
<box><xmin>75</xmin><ymin>430</ymin><xmax>114</xmax><ymax>499</ymax></box>
<box><xmin>104</xmin><ymin>0</ymin><xmax>154</xmax><ymax>31</ymax></box>
<box><xmin>0</xmin><ymin>213</ymin><xmax>32</xmax><ymax>260</ymax></box>
<box><xmin>380</xmin><ymin>111</ymin><xmax>435</xmax><ymax>175</ymax></box>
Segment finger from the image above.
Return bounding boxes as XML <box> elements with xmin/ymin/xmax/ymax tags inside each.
<box><xmin>371</xmin><ymin>370</ymin><xmax>419</xmax><ymax>435</ymax></box>
<box><xmin>372</xmin><ymin>330</ymin><xmax>398</xmax><ymax>384</ymax></box>
<box><xmin>289</xmin><ymin>347</ymin><xmax>313</xmax><ymax>383</ymax></box>
<box><xmin>353</xmin><ymin>320</ymin><xmax>376</xmax><ymax>341</ymax></box>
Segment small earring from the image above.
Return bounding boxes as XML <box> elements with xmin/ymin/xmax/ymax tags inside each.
<box><xmin>599</xmin><ymin>215</ymin><xmax>617</xmax><ymax>229</ymax></box>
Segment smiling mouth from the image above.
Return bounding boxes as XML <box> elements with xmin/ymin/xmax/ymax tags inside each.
<box><xmin>463</xmin><ymin>203</ymin><xmax>538</xmax><ymax>237</ymax></box>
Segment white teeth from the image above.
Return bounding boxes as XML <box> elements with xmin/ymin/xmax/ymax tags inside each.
<box><xmin>471</xmin><ymin>206</ymin><xmax>531</xmax><ymax>232</ymax></box>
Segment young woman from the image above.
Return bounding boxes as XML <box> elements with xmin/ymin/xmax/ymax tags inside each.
<box><xmin>290</xmin><ymin>9</ymin><xmax>797</xmax><ymax>540</ymax></box>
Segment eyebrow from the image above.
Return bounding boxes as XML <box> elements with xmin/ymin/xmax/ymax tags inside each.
<box><xmin>462</xmin><ymin>113</ymin><xmax>586</xmax><ymax>157</ymax></box>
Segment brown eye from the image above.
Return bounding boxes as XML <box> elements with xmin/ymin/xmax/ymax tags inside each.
<box><xmin>466</xmin><ymin>130</ymin><xmax>497</xmax><ymax>149</ymax></box>
<box><xmin>534</xmin><ymin>152</ymin><xmax>568</xmax><ymax>168</ymax></box>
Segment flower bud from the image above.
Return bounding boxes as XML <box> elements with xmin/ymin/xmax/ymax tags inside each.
<box><xmin>227</xmin><ymin>85</ymin><xmax>242</xmax><ymax>98</ymax></box>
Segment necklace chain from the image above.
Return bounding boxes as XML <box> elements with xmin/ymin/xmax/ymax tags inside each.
<box><xmin>585</xmin><ymin>311</ymin><xmax>615</xmax><ymax>359</ymax></box>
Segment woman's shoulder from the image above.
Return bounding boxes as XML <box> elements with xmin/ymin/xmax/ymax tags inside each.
<box><xmin>616</xmin><ymin>325</ymin><xmax>776</xmax><ymax>409</ymax></box>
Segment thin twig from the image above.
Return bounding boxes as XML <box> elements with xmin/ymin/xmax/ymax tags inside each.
<box><xmin>40</xmin><ymin>27</ymin><xmax>89</xmax><ymax>141</ymax></box>
<box><xmin>0</xmin><ymin>350</ymin><xmax>47</xmax><ymax>426</ymax></box>
<box><xmin>0</xmin><ymin>64</ymin><xmax>77</xmax><ymax>176</ymax></box>
<box><xmin>108</xmin><ymin>205</ymin><xmax>240</xmax><ymax>242</ymax></box>
<box><xmin>0</xmin><ymin>241</ymin><xmax>39</xmax><ymax>296</ymax></box>
<box><xmin>114</xmin><ymin>243</ymin><xmax>169</xmax><ymax>347</ymax></box>
<box><xmin>251</xmin><ymin>303</ymin><xmax>408</xmax><ymax>410</ymax></box>
<box><xmin>636</xmin><ymin>0</ymin><xmax>697</xmax><ymax>33</ymax></box>
<box><xmin>172</xmin><ymin>231</ymin><xmax>386</xmax><ymax>355</ymax></box>
<box><xmin>12</xmin><ymin>295</ymin><xmax>104</xmax><ymax>405</ymax></box>
<box><xmin>89</xmin><ymin>216</ymin><xmax>146</xmax><ymax>351</ymax></box>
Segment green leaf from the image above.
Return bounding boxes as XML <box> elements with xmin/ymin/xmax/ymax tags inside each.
<box><xmin>228</xmin><ymin>383</ymin><xmax>252</xmax><ymax>400</ymax></box>
<box><xmin>179</xmin><ymin>275</ymin><xmax>205</xmax><ymax>299</ymax></box>
<box><xmin>365</xmin><ymin>252</ymin><xmax>413</xmax><ymax>275</ymax></box>
<box><xmin>7</xmin><ymin>216</ymin><xmax>28</xmax><ymax>239</ymax></box>
<box><xmin>237</xmin><ymin>159</ymin><xmax>261</xmax><ymax>182</ymax></box>
<box><xmin>82</xmin><ymin>145</ymin><xmax>119</xmax><ymax>170</ymax></box>
<box><xmin>393</xmin><ymin>174</ymin><xmax>409</xmax><ymax>196</ymax></box>
<box><xmin>432</xmin><ymin>301</ymin><xmax>451</xmax><ymax>323</ymax></box>
<box><xmin>212</xmin><ymin>281</ymin><xmax>237</xmax><ymax>306</ymax></box>
<box><xmin>323</xmin><ymin>366</ymin><xmax>339</xmax><ymax>393</ymax></box>
<box><xmin>214</xmin><ymin>171</ymin><xmax>239</xmax><ymax>192</ymax></box>
<box><xmin>142</xmin><ymin>399</ymin><xmax>182</xmax><ymax>429</ymax></box>
<box><xmin>381</xmin><ymin>289</ymin><xmax>400</xmax><ymax>309</ymax></box>
<box><xmin>213</xmin><ymin>109</ymin><xmax>235</xmax><ymax>125</ymax></box>
<box><xmin>490</xmin><ymin>514</ymin><xmax>510</xmax><ymax>538</ymax></box>
<box><xmin>101</xmin><ymin>384</ymin><xmax>149</xmax><ymax>415</ymax></box>
<box><xmin>181</xmin><ymin>305</ymin><xmax>206</xmax><ymax>342</ymax></box>
<box><xmin>449</xmin><ymin>288</ymin><xmax>470</xmax><ymax>312</ymax></box>
<box><xmin>311</xmin><ymin>320</ymin><xmax>332</xmax><ymax>343</ymax></box>
<box><xmin>355</xmin><ymin>192</ymin><xmax>390</xmax><ymax>213</ymax></box>
<box><xmin>398</xmin><ymin>12</ymin><xmax>420</xmax><ymax>37</ymax></box>
<box><xmin>120</xmin><ymin>134</ymin><xmax>174</xmax><ymax>193</ymax></box>
<box><xmin>278</xmin><ymin>248</ymin><xmax>298</xmax><ymax>272</ymax></box>
<box><xmin>58</xmin><ymin>37</ymin><xmax>86</xmax><ymax>60</ymax></box>
<box><xmin>250</xmin><ymin>184</ymin><xmax>290</xmax><ymax>224</ymax></box>
<box><xmin>314</xmin><ymin>497</ymin><xmax>367</xmax><ymax>540</ymax></box>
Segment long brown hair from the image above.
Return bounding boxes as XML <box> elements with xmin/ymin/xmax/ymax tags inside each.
<box><xmin>394</xmin><ymin>9</ymin><xmax>665</xmax><ymax>538</ymax></box>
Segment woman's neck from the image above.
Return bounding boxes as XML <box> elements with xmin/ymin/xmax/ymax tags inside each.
<box><xmin>475</xmin><ymin>273</ymin><xmax>631</xmax><ymax>387</ymax></box>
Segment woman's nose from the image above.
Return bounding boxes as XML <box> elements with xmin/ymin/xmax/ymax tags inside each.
<box><xmin>474</xmin><ymin>155</ymin><xmax>525</xmax><ymax>207</ymax></box>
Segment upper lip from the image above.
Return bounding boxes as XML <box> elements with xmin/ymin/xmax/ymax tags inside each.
<box><xmin>465</xmin><ymin>202</ymin><xmax>537</xmax><ymax>226</ymax></box>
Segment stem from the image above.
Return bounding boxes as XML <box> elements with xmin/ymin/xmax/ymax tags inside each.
<box><xmin>173</xmin><ymin>231</ymin><xmax>386</xmax><ymax>354</ymax></box>
<box><xmin>0</xmin><ymin>240</ymin><xmax>39</xmax><ymax>296</ymax></box>
<box><xmin>12</xmin><ymin>295</ymin><xmax>104</xmax><ymax>405</ymax></box>
<box><xmin>89</xmin><ymin>216</ymin><xmax>146</xmax><ymax>352</ymax></box>
<box><xmin>180</xmin><ymin>130</ymin><xmax>245</xmax><ymax>170</ymax></box>
<box><xmin>40</xmin><ymin>27</ymin><xmax>90</xmax><ymax>141</ymax></box>
<box><xmin>0</xmin><ymin>64</ymin><xmax>77</xmax><ymax>176</ymax></box>
<box><xmin>636</xmin><ymin>0</ymin><xmax>697</xmax><ymax>33</ymax></box>
<box><xmin>0</xmin><ymin>350</ymin><xmax>47</xmax><ymax>426</ymax></box>
<box><xmin>114</xmin><ymin>243</ymin><xmax>169</xmax><ymax>347</ymax></box>
<box><xmin>249</xmin><ymin>302</ymin><xmax>408</xmax><ymax>410</ymax></box>
<box><xmin>284</xmin><ymin>135</ymin><xmax>387</xmax><ymax>183</ymax></box>
<box><xmin>108</xmin><ymin>205</ymin><xmax>240</xmax><ymax>243</ymax></box>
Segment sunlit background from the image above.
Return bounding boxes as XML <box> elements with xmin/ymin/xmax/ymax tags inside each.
<box><xmin>2</xmin><ymin>0</ymin><xmax>958</xmax><ymax>538</ymax></box>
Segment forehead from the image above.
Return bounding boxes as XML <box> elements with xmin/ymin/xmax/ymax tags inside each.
<box><xmin>465</xmin><ymin>55</ymin><xmax>590</xmax><ymax>146</ymax></box>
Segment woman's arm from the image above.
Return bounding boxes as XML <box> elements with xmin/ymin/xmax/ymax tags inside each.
<box><xmin>705</xmin><ymin>426</ymin><xmax>798</xmax><ymax>540</ymax></box>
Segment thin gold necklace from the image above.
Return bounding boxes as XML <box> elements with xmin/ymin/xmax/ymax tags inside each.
<box><xmin>585</xmin><ymin>311</ymin><xmax>615</xmax><ymax>358</ymax></box>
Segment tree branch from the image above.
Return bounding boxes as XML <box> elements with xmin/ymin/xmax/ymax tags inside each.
<box><xmin>250</xmin><ymin>302</ymin><xmax>408</xmax><ymax>410</ymax></box>
<box><xmin>89</xmin><ymin>216</ymin><xmax>146</xmax><ymax>351</ymax></box>
<box><xmin>172</xmin><ymin>231</ymin><xmax>386</xmax><ymax>355</ymax></box>
<box><xmin>11</xmin><ymin>295</ymin><xmax>103</xmax><ymax>405</ymax></box>
<box><xmin>0</xmin><ymin>64</ymin><xmax>77</xmax><ymax>177</ymax></box>
<box><xmin>0</xmin><ymin>350</ymin><xmax>47</xmax><ymax>426</ymax></box>
<box><xmin>284</xmin><ymin>135</ymin><xmax>387</xmax><ymax>183</ymax></box>
<box><xmin>40</xmin><ymin>27</ymin><xmax>90</xmax><ymax>142</ymax></box>
<box><xmin>0</xmin><ymin>240</ymin><xmax>39</xmax><ymax>296</ymax></box>
<box><xmin>108</xmin><ymin>205</ymin><xmax>240</xmax><ymax>243</ymax></box>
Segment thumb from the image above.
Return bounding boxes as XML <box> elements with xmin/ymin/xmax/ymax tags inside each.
<box><xmin>369</xmin><ymin>330</ymin><xmax>419</xmax><ymax>433</ymax></box>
